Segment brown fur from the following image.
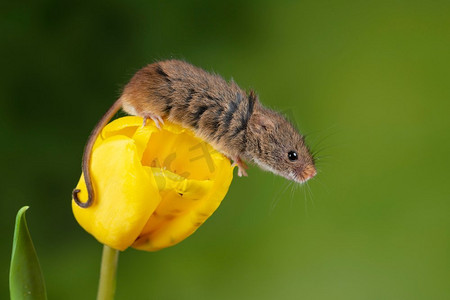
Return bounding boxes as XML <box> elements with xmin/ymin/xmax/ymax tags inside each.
<box><xmin>121</xmin><ymin>60</ymin><xmax>253</xmax><ymax>160</ymax></box>
<box><xmin>73</xmin><ymin>60</ymin><xmax>316</xmax><ymax>208</ymax></box>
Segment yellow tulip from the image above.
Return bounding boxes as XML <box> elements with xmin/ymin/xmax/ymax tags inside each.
<box><xmin>72</xmin><ymin>116</ymin><xmax>234</xmax><ymax>251</ymax></box>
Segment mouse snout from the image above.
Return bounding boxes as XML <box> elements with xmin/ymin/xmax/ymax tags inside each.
<box><xmin>298</xmin><ymin>164</ymin><xmax>316</xmax><ymax>183</ymax></box>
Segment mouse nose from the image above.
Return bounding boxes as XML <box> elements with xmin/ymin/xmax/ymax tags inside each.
<box><xmin>301</xmin><ymin>165</ymin><xmax>317</xmax><ymax>181</ymax></box>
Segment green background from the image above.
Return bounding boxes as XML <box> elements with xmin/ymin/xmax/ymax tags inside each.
<box><xmin>1</xmin><ymin>0</ymin><xmax>450</xmax><ymax>299</ymax></box>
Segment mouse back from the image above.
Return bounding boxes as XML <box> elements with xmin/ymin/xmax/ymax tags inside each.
<box><xmin>121</xmin><ymin>60</ymin><xmax>256</xmax><ymax>160</ymax></box>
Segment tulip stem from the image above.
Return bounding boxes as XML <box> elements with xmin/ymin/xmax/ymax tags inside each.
<box><xmin>97</xmin><ymin>245</ymin><xmax>119</xmax><ymax>300</ymax></box>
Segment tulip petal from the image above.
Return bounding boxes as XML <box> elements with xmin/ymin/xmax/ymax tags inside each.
<box><xmin>132</xmin><ymin>165</ymin><xmax>232</xmax><ymax>251</ymax></box>
<box><xmin>101</xmin><ymin>116</ymin><xmax>143</xmax><ymax>139</ymax></box>
<box><xmin>72</xmin><ymin>135</ymin><xmax>161</xmax><ymax>251</ymax></box>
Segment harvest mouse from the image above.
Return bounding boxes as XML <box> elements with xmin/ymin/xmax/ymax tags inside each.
<box><xmin>73</xmin><ymin>60</ymin><xmax>316</xmax><ymax>208</ymax></box>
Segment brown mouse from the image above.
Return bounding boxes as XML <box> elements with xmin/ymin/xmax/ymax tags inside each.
<box><xmin>73</xmin><ymin>60</ymin><xmax>316</xmax><ymax>208</ymax></box>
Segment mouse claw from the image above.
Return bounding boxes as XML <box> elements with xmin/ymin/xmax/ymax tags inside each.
<box><xmin>237</xmin><ymin>167</ymin><xmax>248</xmax><ymax>177</ymax></box>
<box><xmin>232</xmin><ymin>157</ymin><xmax>248</xmax><ymax>177</ymax></box>
<box><xmin>143</xmin><ymin>114</ymin><xmax>164</xmax><ymax>129</ymax></box>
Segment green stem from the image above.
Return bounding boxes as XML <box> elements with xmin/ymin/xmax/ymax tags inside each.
<box><xmin>97</xmin><ymin>245</ymin><xmax>119</xmax><ymax>300</ymax></box>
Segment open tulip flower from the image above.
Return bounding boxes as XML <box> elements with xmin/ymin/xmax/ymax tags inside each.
<box><xmin>72</xmin><ymin>116</ymin><xmax>234</xmax><ymax>251</ymax></box>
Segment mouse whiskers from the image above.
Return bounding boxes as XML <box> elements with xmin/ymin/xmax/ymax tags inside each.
<box><xmin>289</xmin><ymin>181</ymin><xmax>298</xmax><ymax>209</ymax></box>
<box><xmin>304</xmin><ymin>124</ymin><xmax>339</xmax><ymax>164</ymax></box>
<box><xmin>270</xmin><ymin>180</ymin><xmax>293</xmax><ymax>214</ymax></box>
<box><xmin>306</xmin><ymin>181</ymin><xmax>315</xmax><ymax>208</ymax></box>
<box><xmin>312</xmin><ymin>154</ymin><xmax>333</xmax><ymax>168</ymax></box>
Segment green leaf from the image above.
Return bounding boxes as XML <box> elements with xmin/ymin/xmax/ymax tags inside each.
<box><xmin>10</xmin><ymin>206</ymin><xmax>47</xmax><ymax>300</ymax></box>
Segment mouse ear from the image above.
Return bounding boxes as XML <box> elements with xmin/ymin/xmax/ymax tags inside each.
<box><xmin>248</xmin><ymin>90</ymin><xmax>258</xmax><ymax>105</ymax></box>
<box><xmin>251</xmin><ymin>112</ymin><xmax>275</xmax><ymax>132</ymax></box>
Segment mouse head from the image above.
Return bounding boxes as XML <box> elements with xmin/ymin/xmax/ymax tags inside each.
<box><xmin>246</xmin><ymin>108</ymin><xmax>316</xmax><ymax>183</ymax></box>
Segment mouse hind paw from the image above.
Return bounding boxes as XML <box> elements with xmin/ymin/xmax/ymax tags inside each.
<box><xmin>143</xmin><ymin>113</ymin><xmax>165</xmax><ymax>129</ymax></box>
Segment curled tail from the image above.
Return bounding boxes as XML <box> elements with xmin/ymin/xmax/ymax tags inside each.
<box><xmin>72</xmin><ymin>98</ymin><xmax>123</xmax><ymax>208</ymax></box>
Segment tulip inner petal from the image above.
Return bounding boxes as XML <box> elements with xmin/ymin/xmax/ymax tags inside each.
<box><xmin>131</xmin><ymin>119</ymin><xmax>234</xmax><ymax>251</ymax></box>
<box><xmin>141</xmin><ymin>128</ymin><xmax>219</xmax><ymax>181</ymax></box>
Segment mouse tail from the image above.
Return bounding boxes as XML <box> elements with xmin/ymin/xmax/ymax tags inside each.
<box><xmin>72</xmin><ymin>97</ymin><xmax>123</xmax><ymax>208</ymax></box>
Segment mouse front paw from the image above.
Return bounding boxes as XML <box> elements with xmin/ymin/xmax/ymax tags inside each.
<box><xmin>232</xmin><ymin>157</ymin><xmax>248</xmax><ymax>177</ymax></box>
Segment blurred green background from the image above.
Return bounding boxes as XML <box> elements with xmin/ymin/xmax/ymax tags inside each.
<box><xmin>1</xmin><ymin>0</ymin><xmax>450</xmax><ymax>299</ymax></box>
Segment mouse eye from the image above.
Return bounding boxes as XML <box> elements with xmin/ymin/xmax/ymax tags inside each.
<box><xmin>288</xmin><ymin>151</ymin><xmax>298</xmax><ymax>161</ymax></box>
